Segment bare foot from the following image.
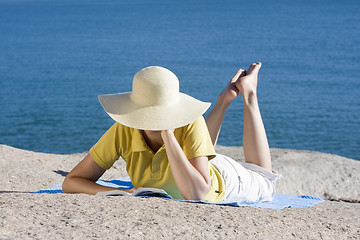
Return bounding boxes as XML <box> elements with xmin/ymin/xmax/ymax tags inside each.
<box><xmin>235</xmin><ymin>62</ymin><xmax>261</xmax><ymax>104</ymax></box>
<box><xmin>219</xmin><ymin>68</ymin><xmax>245</xmax><ymax>106</ymax></box>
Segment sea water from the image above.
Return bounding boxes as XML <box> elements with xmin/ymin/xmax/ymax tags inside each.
<box><xmin>0</xmin><ymin>0</ymin><xmax>359</xmax><ymax>160</ymax></box>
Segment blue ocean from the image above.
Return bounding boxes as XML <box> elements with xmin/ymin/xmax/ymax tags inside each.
<box><xmin>0</xmin><ymin>0</ymin><xmax>359</xmax><ymax>160</ymax></box>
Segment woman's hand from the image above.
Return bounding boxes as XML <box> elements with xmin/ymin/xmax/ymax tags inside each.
<box><xmin>160</xmin><ymin>129</ymin><xmax>174</xmax><ymax>140</ymax></box>
<box><xmin>125</xmin><ymin>187</ymin><xmax>137</xmax><ymax>194</ymax></box>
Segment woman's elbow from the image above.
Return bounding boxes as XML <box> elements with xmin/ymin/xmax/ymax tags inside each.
<box><xmin>183</xmin><ymin>182</ymin><xmax>211</xmax><ymax>201</ymax></box>
<box><xmin>198</xmin><ymin>182</ymin><xmax>211</xmax><ymax>201</ymax></box>
<box><xmin>62</xmin><ymin>175</ymin><xmax>74</xmax><ymax>193</ymax></box>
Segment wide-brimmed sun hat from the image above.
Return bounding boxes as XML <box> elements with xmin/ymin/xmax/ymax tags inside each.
<box><xmin>97</xmin><ymin>66</ymin><xmax>211</xmax><ymax>130</ymax></box>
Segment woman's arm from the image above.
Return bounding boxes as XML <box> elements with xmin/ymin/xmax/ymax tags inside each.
<box><xmin>62</xmin><ymin>154</ymin><xmax>132</xmax><ymax>195</ymax></box>
<box><xmin>161</xmin><ymin>130</ymin><xmax>211</xmax><ymax>201</ymax></box>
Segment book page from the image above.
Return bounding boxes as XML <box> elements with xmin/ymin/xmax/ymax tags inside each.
<box><xmin>95</xmin><ymin>190</ymin><xmax>131</xmax><ymax>197</ymax></box>
<box><xmin>132</xmin><ymin>188</ymin><xmax>172</xmax><ymax>199</ymax></box>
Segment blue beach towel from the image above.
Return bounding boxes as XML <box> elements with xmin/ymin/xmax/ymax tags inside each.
<box><xmin>35</xmin><ymin>177</ymin><xmax>324</xmax><ymax>210</ymax></box>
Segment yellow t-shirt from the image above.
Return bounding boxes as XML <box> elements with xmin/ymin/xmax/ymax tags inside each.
<box><xmin>89</xmin><ymin>116</ymin><xmax>225</xmax><ymax>202</ymax></box>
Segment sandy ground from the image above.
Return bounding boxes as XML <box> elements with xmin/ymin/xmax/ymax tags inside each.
<box><xmin>1</xmin><ymin>144</ymin><xmax>359</xmax><ymax>239</ymax></box>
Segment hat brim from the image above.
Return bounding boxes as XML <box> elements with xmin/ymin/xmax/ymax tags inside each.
<box><xmin>98</xmin><ymin>92</ymin><xmax>211</xmax><ymax>130</ymax></box>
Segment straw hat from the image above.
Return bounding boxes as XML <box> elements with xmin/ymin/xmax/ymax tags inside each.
<box><xmin>97</xmin><ymin>66</ymin><xmax>211</xmax><ymax>130</ymax></box>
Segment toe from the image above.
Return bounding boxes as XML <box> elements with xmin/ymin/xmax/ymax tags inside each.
<box><xmin>230</xmin><ymin>68</ymin><xmax>245</xmax><ymax>82</ymax></box>
<box><xmin>252</xmin><ymin>62</ymin><xmax>262</xmax><ymax>74</ymax></box>
<box><xmin>247</xmin><ymin>63</ymin><xmax>257</xmax><ymax>74</ymax></box>
<box><xmin>249</xmin><ymin>62</ymin><xmax>262</xmax><ymax>75</ymax></box>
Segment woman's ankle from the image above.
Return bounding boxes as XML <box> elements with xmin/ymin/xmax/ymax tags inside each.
<box><xmin>217</xmin><ymin>92</ymin><xmax>233</xmax><ymax>109</ymax></box>
<box><xmin>242</xmin><ymin>90</ymin><xmax>258</xmax><ymax>106</ymax></box>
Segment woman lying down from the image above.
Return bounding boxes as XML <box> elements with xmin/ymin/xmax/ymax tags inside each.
<box><xmin>63</xmin><ymin>63</ymin><xmax>279</xmax><ymax>203</ymax></box>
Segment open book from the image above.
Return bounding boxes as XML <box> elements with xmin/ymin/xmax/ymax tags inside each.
<box><xmin>96</xmin><ymin>188</ymin><xmax>172</xmax><ymax>199</ymax></box>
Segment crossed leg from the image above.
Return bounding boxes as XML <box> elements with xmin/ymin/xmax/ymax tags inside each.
<box><xmin>205</xmin><ymin>62</ymin><xmax>272</xmax><ymax>171</ymax></box>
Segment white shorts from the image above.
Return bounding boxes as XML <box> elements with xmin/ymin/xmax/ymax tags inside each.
<box><xmin>210</xmin><ymin>154</ymin><xmax>280</xmax><ymax>203</ymax></box>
